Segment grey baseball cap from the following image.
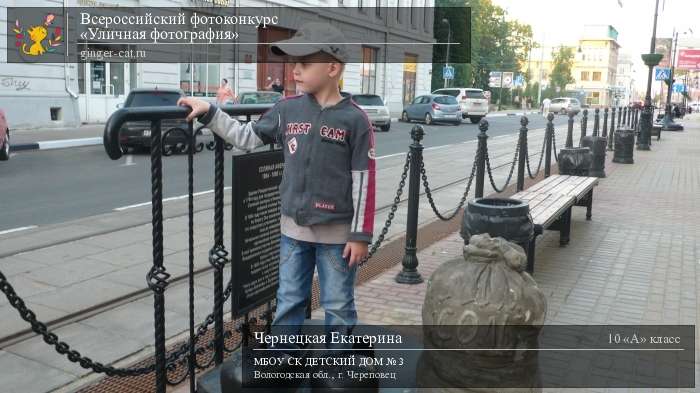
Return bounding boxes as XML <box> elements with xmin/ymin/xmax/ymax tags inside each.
<box><xmin>270</xmin><ymin>22</ymin><xmax>348</xmax><ymax>63</ymax></box>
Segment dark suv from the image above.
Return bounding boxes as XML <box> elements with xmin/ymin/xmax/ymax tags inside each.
<box><xmin>117</xmin><ymin>88</ymin><xmax>189</xmax><ymax>151</ymax></box>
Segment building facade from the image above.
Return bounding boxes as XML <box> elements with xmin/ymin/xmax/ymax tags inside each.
<box><xmin>570</xmin><ymin>25</ymin><xmax>620</xmax><ymax>107</ymax></box>
<box><xmin>614</xmin><ymin>53</ymin><xmax>635</xmax><ymax>106</ymax></box>
<box><xmin>1</xmin><ymin>0</ymin><xmax>434</xmax><ymax>129</ymax></box>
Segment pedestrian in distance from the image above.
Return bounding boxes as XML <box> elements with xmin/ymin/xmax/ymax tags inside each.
<box><xmin>542</xmin><ymin>97</ymin><xmax>551</xmax><ymax>115</ymax></box>
<box><xmin>215</xmin><ymin>78</ymin><xmax>236</xmax><ymax>105</ymax></box>
<box><xmin>177</xmin><ymin>21</ymin><xmax>376</xmax><ymax>365</ymax></box>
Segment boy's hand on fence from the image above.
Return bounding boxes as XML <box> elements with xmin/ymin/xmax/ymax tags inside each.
<box><xmin>177</xmin><ymin>97</ymin><xmax>211</xmax><ymax>122</ymax></box>
<box><xmin>344</xmin><ymin>241</ymin><xmax>369</xmax><ymax>268</ymax></box>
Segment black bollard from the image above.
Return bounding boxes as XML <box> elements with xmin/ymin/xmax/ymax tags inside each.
<box><xmin>581</xmin><ymin>108</ymin><xmax>607</xmax><ymax>178</ymax></box>
<box><xmin>623</xmin><ymin>106</ymin><xmax>628</xmax><ymax>127</ymax></box>
<box><xmin>475</xmin><ymin>119</ymin><xmax>488</xmax><ymax>198</ymax></box>
<box><xmin>396</xmin><ymin>125</ymin><xmax>424</xmax><ymax>284</ymax></box>
<box><xmin>565</xmin><ymin>110</ymin><xmax>575</xmax><ymax>148</ymax></box>
<box><xmin>516</xmin><ymin>117</ymin><xmax>528</xmax><ymax>192</ymax></box>
<box><xmin>593</xmin><ymin>108</ymin><xmax>600</xmax><ymax>137</ymax></box>
<box><xmin>544</xmin><ymin>113</ymin><xmax>554</xmax><ymax>178</ymax></box>
<box><xmin>613</xmin><ymin>120</ymin><xmax>635</xmax><ymax>164</ymax></box>
<box><xmin>608</xmin><ymin>107</ymin><xmax>616</xmax><ymax>151</ymax></box>
<box><xmin>602</xmin><ymin>108</ymin><xmax>609</xmax><ymax>138</ymax></box>
<box><xmin>618</xmin><ymin>106</ymin><xmax>623</xmax><ymax>129</ymax></box>
<box><xmin>580</xmin><ymin>109</ymin><xmax>588</xmax><ymax>146</ymax></box>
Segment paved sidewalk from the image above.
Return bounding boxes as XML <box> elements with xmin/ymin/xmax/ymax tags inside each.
<box><xmin>0</xmin><ymin>120</ymin><xmax>577</xmax><ymax>392</ymax></box>
<box><xmin>312</xmin><ymin>114</ymin><xmax>700</xmax><ymax>391</ymax></box>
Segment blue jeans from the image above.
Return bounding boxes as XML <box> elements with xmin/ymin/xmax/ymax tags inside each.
<box><xmin>270</xmin><ymin>233</ymin><xmax>359</xmax><ymax>355</ymax></box>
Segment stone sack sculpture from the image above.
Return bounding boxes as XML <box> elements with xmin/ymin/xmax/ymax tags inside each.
<box><xmin>418</xmin><ymin>233</ymin><xmax>547</xmax><ymax>393</ymax></box>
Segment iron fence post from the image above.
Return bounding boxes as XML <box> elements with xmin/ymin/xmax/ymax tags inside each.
<box><xmin>396</xmin><ymin>125</ymin><xmax>424</xmax><ymax>284</ymax></box>
<box><xmin>602</xmin><ymin>108</ymin><xmax>609</xmax><ymax>138</ymax></box>
<box><xmin>566</xmin><ymin>110</ymin><xmax>574</xmax><ymax>148</ymax></box>
<box><xmin>580</xmin><ymin>109</ymin><xmax>588</xmax><ymax>146</ymax></box>
<box><xmin>516</xmin><ymin>117</ymin><xmax>528</xmax><ymax>192</ymax></box>
<box><xmin>146</xmin><ymin>118</ymin><xmax>169</xmax><ymax>393</ymax></box>
<box><xmin>593</xmin><ymin>108</ymin><xmax>600</xmax><ymax>137</ymax></box>
<box><xmin>544</xmin><ymin>113</ymin><xmax>554</xmax><ymax>178</ymax></box>
<box><xmin>608</xmin><ymin>107</ymin><xmax>616</xmax><ymax>151</ymax></box>
<box><xmin>475</xmin><ymin>120</ymin><xmax>488</xmax><ymax>198</ymax></box>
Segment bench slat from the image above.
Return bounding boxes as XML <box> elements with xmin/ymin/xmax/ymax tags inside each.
<box><xmin>529</xmin><ymin>194</ymin><xmax>575</xmax><ymax>227</ymax></box>
<box><xmin>526</xmin><ymin>175</ymin><xmax>569</xmax><ymax>193</ymax></box>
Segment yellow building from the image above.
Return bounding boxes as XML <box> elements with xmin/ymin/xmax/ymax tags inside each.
<box><xmin>570</xmin><ymin>25</ymin><xmax>621</xmax><ymax>107</ymax></box>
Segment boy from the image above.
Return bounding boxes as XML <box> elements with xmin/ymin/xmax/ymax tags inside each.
<box><xmin>177</xmin><ymin>22</ymin><xmax>376</xmax><ymax>359</ymax></box>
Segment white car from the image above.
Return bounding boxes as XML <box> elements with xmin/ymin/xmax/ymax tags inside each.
<box><xmin>351</xmin><ymin>94</ymin><xmax>391</xmax><ymax>131</ymax></box>
<box><xmin>432</xmin><ymin>87</ymin><xmax>488</xmax><ymax>123</ymax></box>
<box><xmin>548</xmin><ymin>97</ymin><xmax>582</xmax><ymax>115</ymax></box>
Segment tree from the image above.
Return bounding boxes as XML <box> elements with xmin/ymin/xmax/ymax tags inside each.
<box><xmin>431</xmin><ymin>0</ymin><xmax>533</xmax><ymax>93</ymax></box>
<box><xmin>549</xmin><ymin>46</ymin><xmax>575</xmax><ymax>93</ymax></box>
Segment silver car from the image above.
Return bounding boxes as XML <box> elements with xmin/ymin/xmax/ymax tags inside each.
<box><xmin>401</xmin><ymin>94</ymin><xmax>462</xmax><ymax>125</ymax></box>
<box><xmin>352</xmin><ymin>94</ymin><xmax>391</xmax><ymax>131</ymax></box>
<box><xmin>549</xmin><ymin>97</ymin><xmax>581</xmax><ymax>115</ymax></box>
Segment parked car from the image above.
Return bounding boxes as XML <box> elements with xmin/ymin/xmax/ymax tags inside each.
<box><xmin>116</xmin><ymin>88</ymin><xmax>189</xmax><ymax>151</ymax></box>
<box><xmin>351</xmin><ymin>94</ymin><xmax>391</xmax><ymax>131</ymax></box>
<box><xmin>401</xmin><ymin>94</ymin><xmax>462</xmax><ymax>125</ymax></box>
<box><xmin>432</xmin><ymin>87</ymin><xmax>488</xmax><ymax>123</ymax></box>
<box><xmin>548</xmin><ymin>97</ymin><xmax>581</xmax><ymax>115</ymax></box>
<box><xmin>0</xmin><ymin>109</ymin><xmax>9</xmax><ymax>161</ymax></box>
<box><xmin>237</xmin><ymin>91</ymin><xmax>282</xmax><ymax>105</ymax></box>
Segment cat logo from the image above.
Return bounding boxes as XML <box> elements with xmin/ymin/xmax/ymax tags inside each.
<box><xmin>287</xmin><ymin>137</ymin><xmax>298</xmax><ymax>154</ymax></box>
<box><xmin>14</xmin><ymin>13</ymin><xmax>63</xmax><ymax>57</ymax></box>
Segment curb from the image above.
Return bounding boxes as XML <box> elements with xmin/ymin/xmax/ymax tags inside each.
<box><xmin>11</xmin><ymin>137</ymin><xmax>103</xmax><ymax>152</ymax></box>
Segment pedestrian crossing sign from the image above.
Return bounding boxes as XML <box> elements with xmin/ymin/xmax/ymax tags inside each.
<box><xmin>654</xmin><ymin>67</ymin><xmax>670</xmax><ymax>81</ymax></box>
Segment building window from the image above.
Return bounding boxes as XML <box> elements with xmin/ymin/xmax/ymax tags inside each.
<box><xmin>581</xmin><ymin>71</ymin><xmax>589</xmax><ymax>81</ymax></box>
<box><xmin>361</xmin><ymin>47</ymin><xmax>378</xmax><ymax>94</ymax></box>
<box><xmin>592</xmin><ymin>71</ymin><xmax>601</xmax><ymax>81</ymax></box>
<box><xmin>587</xmin><ymin>91</ymin><xmax>600</xmax><ymax>106</ymax></box>
<box><xmin>180</xmin><ymin>63</ymin><xmax>220</xmax><ymax>97</ymax></box>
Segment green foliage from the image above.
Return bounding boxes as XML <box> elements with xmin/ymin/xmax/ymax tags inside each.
<box><xmin>549</xmin><ymin>46</ymin><xmax>575</xmax><ymax>93</ymax></box>
<box><xmin>431</xmin><ymin>0</ymin><xmax>533</xmax><ymax>92</ymax></box>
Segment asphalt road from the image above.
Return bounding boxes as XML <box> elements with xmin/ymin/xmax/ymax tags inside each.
<box><xmin>0</xmin><ymin>113</ymin><xmax>573</xmax><ymax>232</ymax></box>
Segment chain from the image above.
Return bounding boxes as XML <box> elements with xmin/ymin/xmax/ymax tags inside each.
<box><xmin>358</xmin><ymin>151</ymin><xmax>411</xmax><ymax>266</ymax></box>
<box><xmin>552</xmin><ymin>131</ymin><xmax>559</xmax><ymax>162</ymax></box>
<box><xmin>525</xmin><ymin>133</ymin><xmax>546</xmax><ymax>179</ymax></box>
<box><xmin>0</xmin><ymin>271</ymin><xmax>157</xmax><ymax>376</ymax></box>
<box><xmin>485</xmin><ymin>139</ymin><xmax>519</xmax><ymax>193</ymax></box>
<box><xmin>420</xmin><ymin>144</ymin><xmax>479</xmax><ymax>221</ymax></box>
<box><xmin>0</xmin><ymin>149</ymin><xmax>408</xmax><ymax>376</ymax></box>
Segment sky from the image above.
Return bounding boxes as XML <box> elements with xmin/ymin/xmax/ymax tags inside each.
<box><xmin>491</xmin><ymin>0</ymin><xmax>700</xmax><ymax>92</ymax></box>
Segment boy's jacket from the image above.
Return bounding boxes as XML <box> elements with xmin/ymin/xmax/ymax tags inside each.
<box><xmin>196</xmin><ymin>93</ymin><xmax>376</xmax><ymax>243</ymax></box>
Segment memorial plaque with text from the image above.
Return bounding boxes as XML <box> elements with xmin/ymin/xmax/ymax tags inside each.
<box><xmin>231</xmin><ymin>149</ymin><xmax>284</xmax><ymax>317</ymax></box>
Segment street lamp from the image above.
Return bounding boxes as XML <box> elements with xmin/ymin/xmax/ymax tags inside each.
<box><xmin>661</xmin><ymin>27</ymin><xmax>692</xmax><ymax>130</ymax></box>
<box><xmin>638</xmin><ymin>0</ymin><xmax>663</xmax><ymax>151</ymax></box>
<box><xmin>442</xmin><ymin>18</ymin><xmax>451</xmax><ymax>88</ymax></box>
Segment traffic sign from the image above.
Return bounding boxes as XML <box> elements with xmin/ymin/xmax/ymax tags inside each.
<box><xmin>672</xmin><ymin>83</ymin><xmax>686</xmax><ymax>93</ymax></box>
<box><xmin>654</xmin><ymin>67</ymin><xmax>670</xmax><ymax>81</ymax></box>
<box><xmin>514</xmin><ymin>74</ymin><xmax>525</xmax><ymax>87</ymax></box>
<box><xmin>442</xmin><ymin>65</ymin><xmax>454</xmax><ymax>80</ymax></box>
<box><xmin>488</xmin><ymin>71</ymin><xmax>502</xmax><ymax>87</ymax></box>
<box><xmin>502</xmin><ymin>72</ymin><xmax>514</xmax><ymax>88</ymax></box>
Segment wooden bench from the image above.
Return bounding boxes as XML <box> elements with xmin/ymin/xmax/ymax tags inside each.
<box><xmin>512</xmin><ymin>175</ymin><xmax>599</xmax><ymax>273</ymax></box>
